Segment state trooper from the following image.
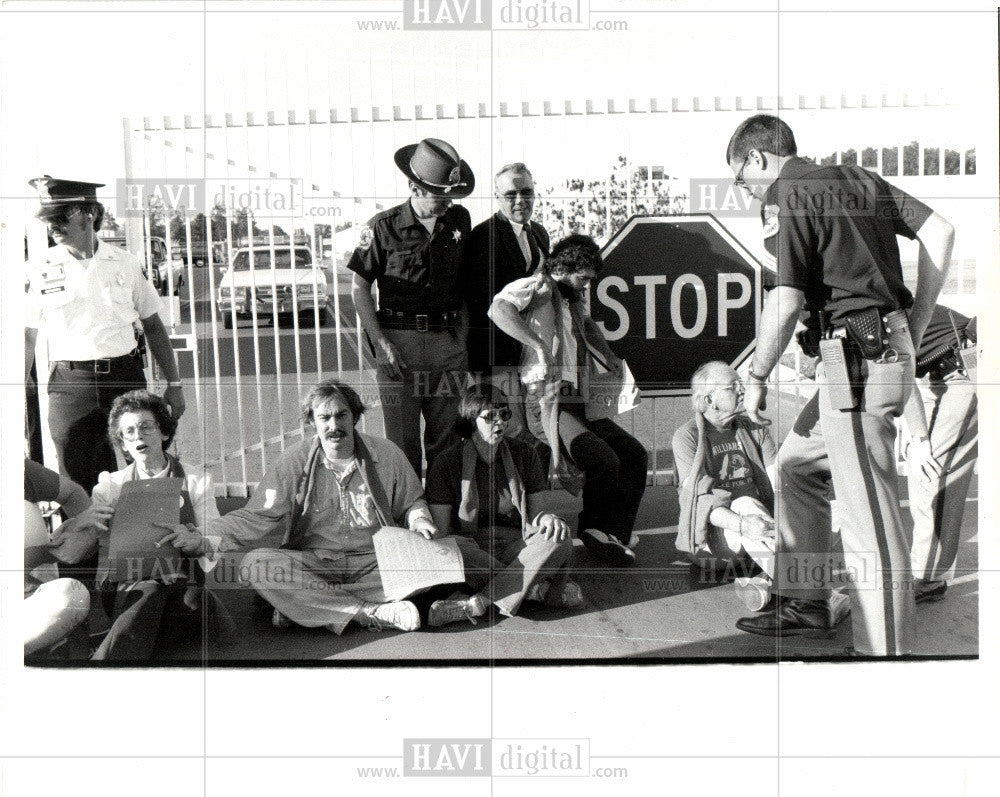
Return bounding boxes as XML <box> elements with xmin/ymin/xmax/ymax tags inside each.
<box><xmin>905</xmin><ymin>304</ymin><xmax>978</xmax><ymax>604</ymax></box>
<box><xmin>25</xmin><ymin>176</ymin><xmax>186</xmax><ymax>493</ymax></box>
<box><xmin>348</xmin><ymin>138</ymin><xmax>474</xmax><ymax>478</ymax></box>
<box><xmin>726</xmin><ymin>116</ymin><xmax>954</xmax><ymax>656</ymax></box>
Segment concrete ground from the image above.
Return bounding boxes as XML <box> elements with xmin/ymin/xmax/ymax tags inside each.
<box><xmin>154</xmin><ymin>480</ymin><xmax>978</xmax><ymax>665</ymax></box>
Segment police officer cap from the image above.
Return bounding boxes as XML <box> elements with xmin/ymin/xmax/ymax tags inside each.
<box><xmin>29</xmin><ymin>175</ymin><xmax>105</xmax><ymax>216</ymax></box>
<box><xmin>394</xmin><ymin>138</ymin><xmax>475</xmax><ymax>198</ymax></box>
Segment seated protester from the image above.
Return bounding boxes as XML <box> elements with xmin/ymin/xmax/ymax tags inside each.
<box><xmin>23</xmin><ymin>460</ymin><xmax>102</xmax><ymax>658</ymax></box>
<box><xmin>424</xmin><ymin>384</ymin><xmax>582</xmax><ymax>625</ymax></box>
<box><xmin>160</xmin><ymin>380</ymin><xmax>447</xmax><ymax>634</ymax></box>
<box><xmin>84</xmin><ymin>390</ymin><xmax>221</xmax><ymax>661</ymax></box>
<box><xmin>671</xmin><ymin>362</ymin><xmax>777</xmax><ymax>611</ymax></box>
<box><xmin>489</xmin><ymin>234</ymin><xmax>648</xmax><ymax>568</ymax></box>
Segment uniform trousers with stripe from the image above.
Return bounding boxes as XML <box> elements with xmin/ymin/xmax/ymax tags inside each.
<box><xmin>773</xmin><ymin>324</ymin><xmax>917</xmax><ymax>656</ymax></box>
<box><xmin>908</xmin><ymin>369</ymin><xmax>978</xmax><ymax>583</ymax></box>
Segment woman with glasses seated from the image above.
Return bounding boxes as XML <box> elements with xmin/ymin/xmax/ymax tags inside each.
<box><xmin>423</xmin><ymin>384</ymin><xmax>582</xmax><ymax>625</ymax></box>
<box><xmin>82</xmin><ymin>390</ymin><xmax>223</xmax><ymax>660</ymax></box>
<box><xmin>489</xmin><ymin>234</ymin><xmax>648</xmax><ymax>568</ymax></box>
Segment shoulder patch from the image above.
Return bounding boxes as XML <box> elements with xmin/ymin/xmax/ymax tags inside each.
<box><xmin>762</xmin><ymin>204</ymin><xmax>780</xmax><ymax>239</ymax></box>
<box><xmin>357</xmin><ymin>225</ymin><xmax>374</xmax><ymax>251</ymax></box>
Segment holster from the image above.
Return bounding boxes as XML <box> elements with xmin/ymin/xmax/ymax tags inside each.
<box><xmin>796</xmin><ymin>327</ymin><xmax>822</xmax><ymax>358</ymax></box>
<box><xmin>842</xmin><ymin>307</ymin><xmax>888</xmax><ymax>360</ymax></box>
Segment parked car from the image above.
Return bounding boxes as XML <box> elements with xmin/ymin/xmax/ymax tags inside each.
<box><xmin>152</xmin><ymin>239</ymin><xmax>187</xmax><ymax>295</ymax></box>
<box><xmin>217</xmin><ymin>246</ymin><xmax>329</xmax><ymax>328</ymax></box>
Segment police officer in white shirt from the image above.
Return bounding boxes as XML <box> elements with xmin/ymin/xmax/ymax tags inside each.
<box><xmin>25</xmin><ymin>176</ymin><xmax>186</xmax><ymax>492</ymax></box>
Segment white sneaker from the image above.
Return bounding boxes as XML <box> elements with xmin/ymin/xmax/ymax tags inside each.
<box><xmin>428</xmin><ymin>593</ymin><xmax>488</xmax><ymax>627</ymax></box>
<box><xmin>734</xmin><ymin>575</ymin><xmax>771</xmax><ymax>612</ymax></box>
<box><xmin>358</xmin><ymin>601</ymin><xmax>421</xmax><ymax>632</ymax></box>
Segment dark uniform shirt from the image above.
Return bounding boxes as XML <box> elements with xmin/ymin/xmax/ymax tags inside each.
<box><xmin>763</xmin><ymin>156</ymin><xmax>933</xmax><ymax>325</ymax></box>
<box><xmin>918</xmin><ymin>305</ymin><xmax>971</xmax><ymax>361</ymax></box>
<box><xmin>347</xmin><ymin>200</ymin><xmax>471</xmax><ymax>314</ymax></box>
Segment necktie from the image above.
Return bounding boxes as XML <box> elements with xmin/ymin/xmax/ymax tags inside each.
<box><xmin>515</xmin><ymin>225</ymin><xmax>532</xmax><ymax>267</ymax></box>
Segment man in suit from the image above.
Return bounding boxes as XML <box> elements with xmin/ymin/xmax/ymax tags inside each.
<box><xmin>463</xmin><ymin>163</ymin><xmax>550</xmax><ymax>438</ymax></box>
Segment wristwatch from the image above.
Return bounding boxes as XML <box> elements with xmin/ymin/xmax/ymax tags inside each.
<box><xmin>747</xmin><ymin>365</ymin><xmax>769</xmax><ymax>383</ymax></box>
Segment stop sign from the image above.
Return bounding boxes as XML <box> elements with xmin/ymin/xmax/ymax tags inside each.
<box><xmin>592</xmin><ymin>214</ymin><xmax>768</xmax><ymax>395</ymax></box>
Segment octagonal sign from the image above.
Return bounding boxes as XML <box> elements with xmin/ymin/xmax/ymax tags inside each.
<box><xmin>592</xmin><ymin>214</ymin><xmax>767</xmax><ymax>395</ymax></box>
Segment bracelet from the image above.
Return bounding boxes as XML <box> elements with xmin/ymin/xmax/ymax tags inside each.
<box><xmin>747</xmin><ymin>365</ymin><xmax>768</xmax><ymax>383</ymax></box>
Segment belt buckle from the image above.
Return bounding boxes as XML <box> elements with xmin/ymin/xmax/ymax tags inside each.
<box><xmin>415</xmin><ymin>314</ymin><xmax>429</xmax><ymax>332</ymax></box>
<box><xmin>95</xmin><ymin>358</ymin><xmax>111</xmax><ymax>374</ymax></box>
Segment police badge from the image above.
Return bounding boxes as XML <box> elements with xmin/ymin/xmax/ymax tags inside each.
<box><xmin>762</xmin><ymin>204</ymin><xmax>780</xmax><ymax>239</ymax></box>
<box><xmin>357</xmin><ymin>225</ymin><xmax>374</xmax><ymax>251</ymax></box>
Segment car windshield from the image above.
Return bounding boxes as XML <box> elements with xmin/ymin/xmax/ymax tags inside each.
<box><xmin>233</xmin><ymin>249</ymin><xmax>311</xmax><ymax>271</ymax></box>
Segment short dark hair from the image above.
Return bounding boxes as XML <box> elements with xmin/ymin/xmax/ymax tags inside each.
<box><xmin>454</xmin><ymin>383</ymin><xmax>506</xmax><ymax>438</ymax></box>
<box><xmin>108</xmin><ymin>389</ymin><xmax>177</xmax><ymax>451</ymax></box>
<box><xmin>301</xmin><ymin>380</ymin><xmax>366</xmax><ymax>426</ymax></box>
<box><xmin>726</xmin><ymin>114</ymin><xmax>797</xmax><ymax>164</ymax></box>
<box><xmin>544</xmin><ymin>233</ymin><xmax>603</xmax><ymax>279</ymax></box>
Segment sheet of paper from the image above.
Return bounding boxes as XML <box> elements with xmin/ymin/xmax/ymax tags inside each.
<box><xmin>373</xmin><ymin>526</ymin><xmax>465</xmax><ymax>601</ymax></box>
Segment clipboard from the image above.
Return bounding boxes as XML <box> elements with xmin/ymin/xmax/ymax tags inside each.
<box><xmin>105</xmin><ymin>477</ymin><xmax>185</xmax><ymax>582</ymax></box>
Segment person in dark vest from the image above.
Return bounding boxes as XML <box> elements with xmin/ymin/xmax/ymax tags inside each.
<box><xmin>75</xmin><ymin>391</ymin><xmax>220</xmax><ymax>661</ymax></box>
<box><xmin>463</xmin><ymin>162</ymin><xmax>550</xmax><ymax>440</ymax></box>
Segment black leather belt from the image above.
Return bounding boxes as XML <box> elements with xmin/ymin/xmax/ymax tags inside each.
<box><xmin>54</xmin><ymin>352</ymin><xmax>141</xmax><ymax>374</ymax></box>
<box><xmin>378</xmin><ymin>308</ymin><xmax>460</xmax><ymax>332</ymax></box>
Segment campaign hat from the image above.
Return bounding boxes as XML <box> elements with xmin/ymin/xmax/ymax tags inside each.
<box><xmin>393</xmin><ymin>138</ymin><xmax>474</xmax><ymax>198</ymax></box>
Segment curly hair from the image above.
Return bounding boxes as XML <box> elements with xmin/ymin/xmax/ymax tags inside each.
<box><xmin>301</xmin><ymin>379</ymin><xmax>366</xmax><ymax>426</ymax></box>
<box><xmin>454</xmin><ymin>383</ymin><xmax>507</xmax><ymax>439</ymax></box>
<box><xmin>108</xmin><ymin>389</ymin><xmax>177</xmax><ymax>450</ymax></box>
<box><xmin>544</xmin><ymin>233</ymin><xmax>603</xmax><ymax>279</ymax></box>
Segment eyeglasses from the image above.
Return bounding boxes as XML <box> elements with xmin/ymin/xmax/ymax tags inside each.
<box><xmin>478</xmin><ymin>408</ymin><xmax>512</xmax><ymax>424</ymax></box>
<box><xmin>716</xmin><ymin>379</ymin><xmax>745</xmax><ymax>395</ymax></box>
<box><xmin>119</xmin><ymin>421</ymin><xmax>159</xmax><ymax>440</ymax></box>
<box><xmin>733</xmin><ymin>154</ymin><xmax>751</xmax><ymax>191</ymax></box>
<box><xmin>499</xmin><ymin>188</ymin><xmax>535</xmax><ymax>202</ymax></box>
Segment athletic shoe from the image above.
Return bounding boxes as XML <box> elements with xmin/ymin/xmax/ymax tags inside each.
<box><xmin>357</xmin><ymin>601</ymin><xmax>421</xmax><ymax>632</ymax></box>
<box><xmin>272</xmin><ymin>609</ymin><xmax>294</xmax><ymax>629</ymax></box>
<box><xmin>578</xmin><ymin>528</ymin><xmax>637</xmax><ymax>567</ymax></box>
<box><xmin>428</xmin><ymin>593</ymin><xmax>488</xmax><ymax>627</ymax></box>
<box><xmin>526</xmin><ymin>579</ymin><xmax>584</xmax><ymax>607</ymax></box>
<box><xmin>914</xmin><ymin>580</ymin><xmax>947</xmax><ymax>604</ymax></box>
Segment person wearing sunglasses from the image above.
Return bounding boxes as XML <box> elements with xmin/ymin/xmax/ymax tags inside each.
<box><xmin>424</xmin><ymin>384</ymin><xmax>581</xmax><ymax>624</ymax></box>
<box><xmin>25</xmin><ymin>176</ymin><xmax>186</xmax><ymax>494</ymax></box>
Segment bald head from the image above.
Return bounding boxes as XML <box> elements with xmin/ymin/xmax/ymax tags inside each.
<box><xmin>691</xmin><ymin>361</ymin><xmax>740</xmax><ymax>413</ymax></box>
